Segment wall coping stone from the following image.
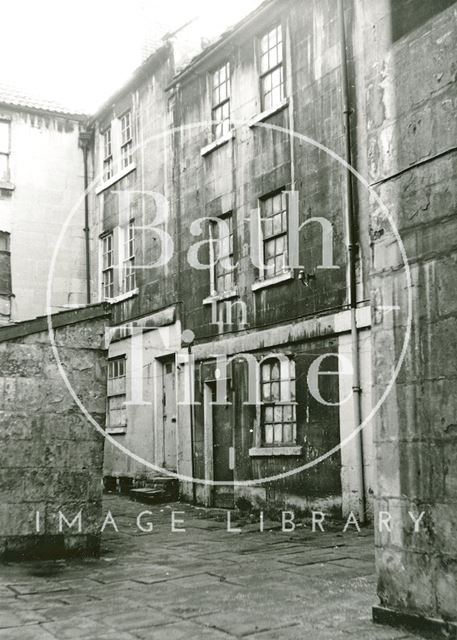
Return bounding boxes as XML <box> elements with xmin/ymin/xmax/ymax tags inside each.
<box><xmin>0</xmin><ymin>303</ymin><xmax>111</xmax><ymax>343</ymax></box>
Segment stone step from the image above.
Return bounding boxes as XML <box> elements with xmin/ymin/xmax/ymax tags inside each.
<box><xmin>130</xmin><ymin>477</ymin><xmax>179</xmax><ymax>504</ymax></box>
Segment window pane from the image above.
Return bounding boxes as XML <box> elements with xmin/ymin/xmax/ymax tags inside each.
<box><xmin>271</xmin><ymin>382</ymin><xmax>280</xmax><ymax>400</ymax></box>
<box><xmin>283</xmin><ymin>423</ymin><xmax>293</xmax><ymax>443</ymax></box>
<box><xmin>265</xmin><ymin>239</ymin><xmax>275</xmax><ymax>258</ymax></box>
<box><xmin>265</xmin><ymin>424</ymin><xmax>274</xmax><ymax>444</ymax></box>
<box><xmin>262</xmin><ymin>382</ymin><xmax>271</xmax><ymax>401</ymax></box>
<box><xmin>271</xmin><ymin>362</ymin><xmax>280</xmax><ymax>380</ymax></box>
<box><xmin>273</xmin><ymin>423</ymin><xmax>283</xmax><ymax>443</ymax></box>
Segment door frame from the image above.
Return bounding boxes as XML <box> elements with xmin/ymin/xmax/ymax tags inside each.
<box><xmin>203</xmin><ymin>379</ymin><xmax>235</xmax><ymax>506</ymax></box>
<box><xmin>158</xmin><ymin>354</ymin><xmax>178</xmax><ymax>472</ymax></box>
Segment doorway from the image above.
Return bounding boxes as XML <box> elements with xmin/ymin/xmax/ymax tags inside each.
<box><xmin>208</xmin><ymin>382</ymin><xmax>234</xmax><ymax>508</ymax></box>
<box><xmin>161</xmin><ymin>357</ymin><xmax>177</xmax><ymax>471</ymax></box>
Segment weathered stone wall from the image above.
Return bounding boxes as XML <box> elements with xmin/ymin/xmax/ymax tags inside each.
<box><xmin>359</xmin><ymin>0</ymin><xmax>457</xmax><ymax>631</ymax></box>
<box><xmin>168</xmin><ymin>0</ymin><xmax>374</xmax><ymax>517</ymax></box>
<box><xmin>0</xmin><ymin>305</ymin><xmax>109</xmax><ymax>559</ymax></box>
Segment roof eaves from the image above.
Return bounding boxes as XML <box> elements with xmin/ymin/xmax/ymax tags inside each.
<box><xmin>0</xmin><ymin>100</ymin><xmax>88</xmax><ymax>121</ymax></box>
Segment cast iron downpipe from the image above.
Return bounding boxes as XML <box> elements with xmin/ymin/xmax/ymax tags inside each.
<box><xmin>79</xmin><ymin>129</ymin><xmax>92</xmax><ymax>305</ymax></box>
<box><xmin>337</xmin><ymin>0</ymin><xmax>366</xmax><ymax>522</ymax></box>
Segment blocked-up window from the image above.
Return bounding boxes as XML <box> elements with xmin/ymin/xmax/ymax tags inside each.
<box><xmin>102</xmin><ymin>127</ymin><xmax>113</xmax><ymax>181</ymax></box>
<box><xmin>259</xmin><ymin>24</ymin><xmax>284</xmax><ymax>111</ymax></box>
<box><xmin>107</xmin><ymin>356</ymin><xmax>127</xmax><ymax>430</ymax></box>
<box><xmin>212</xmin><ymin>62</ymin><xmax>231</xmax><ymax>140</ymax></box>
<box><xmin>120</xmin><ymin>111</ymin><xmax>133</xmax><ymax>168</ymax></box>
<box><xmin>261</xmin><ymin>191</ymin><xmax>288</xmax><ymax>278</ymax></box>
<box><xmin>260</xmin><ymin>357</ymin><xmax>296</xmax><ymax>446</ymax></box>
<box><xmin>210</xmin><ymin>214</ymin><xmax>234</xmax><ymax>294</ymax></box>
<box><xmin>0</xmin><ymin>120</ymin><xmax>11</xmax><ymax>182</ymax></box>
<box><xmin>102</xmin><ymin>232</ymin><xmax>114</xmax><ymax>299</ymax></box>
<box><xmin>121</xmin><ymin>220</ymin><xmax>136</xmax><ymax>293</ymax></box>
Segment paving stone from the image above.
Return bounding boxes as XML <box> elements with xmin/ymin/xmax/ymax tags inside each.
<box><xmin>192</xmin><ymin>609</ymin><xmax>301</xmax><ymax>637</ymax></box>
<box><xmin>41</xmin><ymin>616</ymin><xmax>112</xmax><ymax>639</ymax></box>
<box><xmin>0</xmin><ymin>496</ymin><xmax>425</xmax><ymax>640</ymax></box>
<box><xmin>133</xmin><ymin>620</ymin><xmax>234</xmax><ymax>639</ymax></box>
<box><xmin>0</xmin><ymin>625</ymin><xmax>57</xmax><ymax>640</ymax></box>
<box><xmin>0</xmin><ymin>609</ymin><xmax>48</xmax><ymax>629</ymax></box>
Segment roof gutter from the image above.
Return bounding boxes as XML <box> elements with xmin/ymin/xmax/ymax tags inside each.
<box><xmin>338</xmin><ymin>0</ymin><xmax>366</xmax><ymax>523</ymax></box>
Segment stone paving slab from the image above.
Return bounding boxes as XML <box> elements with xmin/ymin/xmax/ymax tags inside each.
<box><xmin>0</xmin><ymin>495</ymin><xmax>425</xmax><ymax>640</ymax></box>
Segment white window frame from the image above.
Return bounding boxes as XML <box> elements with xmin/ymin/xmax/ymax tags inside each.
<box><xmin>101</xmin><ymin>231</ymin><xmax>115</xmax><ymax>299</ymax></box>
<box><xmin>259</xmin><ymin>190</ymin><xmax>288</xmax><ymax>280</ymax></box>
<box><xmin>120</xmin><ymin>111</ymin><xmax>133</xmax><ymax>169</ymax></box>
<box><xmin>107</xmin><ymin>355</ymin><xmax>127</xmax><ymax>432</ymax></box>
<box><xmin>211</xmin><ymin>62</ymin><xmax>231</xmax><ymax>141</ymax></box>
<box><xmin>121</xmin><ymin>220</ymin><xmax>136</xmax><ymax>293</ymax></box>
<box><xmin>102</xmin><ymin>126</ymin><xmax>113</xmax><ymax>181</ymax></box>
<box><xmin>0</xmin><ymin>119</ymin><xmax>11</xmax><ymax>182</ymax></box>
<box><xmin>259</xmin><ymin>24</ymin><xmax>285</xmax><ymax>111</ymax></box>
<box><xmin>259</xmin><ymin>356</ymin><xmax>297</xmax><ymax>447</ymax></box>
<box><xmin>209</xmin><ymin>213</ymin><xmax>235</xmax><ymax>296</ymax></box>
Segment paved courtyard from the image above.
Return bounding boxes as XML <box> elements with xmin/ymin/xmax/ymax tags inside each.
<box><xmin>0</xmin><ymin>495</ymin><xmax>422</xmax><ymax>640</ymax></box>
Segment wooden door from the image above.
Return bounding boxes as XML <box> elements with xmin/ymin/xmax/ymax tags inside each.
<box><xmin>211</xmin><ymin>384</ymin><xmax>234</xmax><ymax>507</ymax></box>
<box><xmin>162</xmin><ymin>359</ymin><xmax>177</xmax><ymax>471</ymax></box>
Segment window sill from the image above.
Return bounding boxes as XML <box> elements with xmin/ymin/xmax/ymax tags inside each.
<box><xmin>251</xmin><ymin>271</ymin><xmax>294</xmax><ymax>291</ymax></box>
<box><xmin>248</xmin><ymin>99</ymin><xmax>289</xmax><ymax>128</ymax></box>
<box><xmin>106</xmin><ymin>426</ymin><xmax>127</xmax><ymax>435</ymax></box>
<box><xmin>95</xmin><ymin>163</ymin><xmax>136</xmax><ymax>195</ymax></box>
<box><xmin>0</xmin><ymin>180</ymin><xmax>15</xmax><ymax>191</ymax></box>
<box><xmin>105</xmin><ymin>288</ymin><xmax>139</xmax><ymax>304</ymax></box>
<box><xmin>200</xmin><ymin>130</ymin><xmax>235</xmax><ymax>157</ymax></box>
<box><xmin>249</xmin><ymin>446</ymin><xmax>302</xmax><ymax>457</ymax></box>
<box><xmin>202</xmin><ymin>289</ymin><xmax>238</xmax><ymax>305</ymax></box>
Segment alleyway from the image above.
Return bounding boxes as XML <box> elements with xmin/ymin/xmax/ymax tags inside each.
<box><xmin>0</xmin><ymin>495</ymin><xmax>422</xmax><ymax>640</ymax></box>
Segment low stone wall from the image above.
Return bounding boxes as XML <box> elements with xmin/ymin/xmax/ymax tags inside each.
<box><xmin>0</xmin><ymin>304</ymin><xmax>110</xmax><ymax>559</ymax></box>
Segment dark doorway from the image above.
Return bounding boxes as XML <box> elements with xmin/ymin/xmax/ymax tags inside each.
<box><xmin>210</xmin><ymin>383</ymin><xmax>234</xmax><ymax>508</ymax></box>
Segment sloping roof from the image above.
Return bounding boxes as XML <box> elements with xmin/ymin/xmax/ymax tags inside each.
<box><xmin>0</xmin><ymin>82</ymin><xmax>87</xmax><ymax>118</ymax></box>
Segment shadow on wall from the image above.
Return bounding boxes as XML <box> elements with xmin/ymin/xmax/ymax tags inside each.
<box><xmin>391</xmin><ymin>0</ymin><xmax>456</xmax><ymax>41</ymax></box>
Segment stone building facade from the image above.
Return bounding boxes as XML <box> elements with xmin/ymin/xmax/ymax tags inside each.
<box><xmin>88</xmin><ymin>0</ymin><xmax>375</xmax><ymax>519</ymax></box>
<box><xmin>353</xmin><ymin>0</ymin><xmax>457</xmax><ymax>635</ymax></box>
<box><xmin>167</xmin><ymin>0</ymin><xmax>373</xmax><ymax>515</ymax></box>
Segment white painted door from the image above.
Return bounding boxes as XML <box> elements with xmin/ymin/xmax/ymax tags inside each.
<box><xmin>162</xmin><ymin>360</ymin><xmax>177</xmax><ymax>471</ymax></box>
